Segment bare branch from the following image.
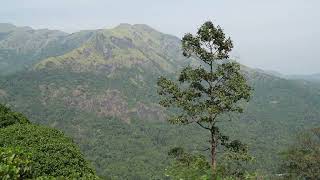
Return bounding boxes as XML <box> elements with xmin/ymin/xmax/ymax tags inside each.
<box><xmin>197</xmin><ymin>121</ymin><xmax>211</xmax><ymax>130</ymax></box>
<box><xmin>199</xmin><ymin>147</ymin><xmax>210</xmax><ymax>152</ymax></box>
<box><xmin>211</xmin><ymin>114</ymin><xmax>219</xmax><ymax>125</ymax></box>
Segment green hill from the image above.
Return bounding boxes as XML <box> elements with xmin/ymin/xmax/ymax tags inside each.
<box><xmin>0</xmin><ymin>23</ymin><xmax>320</xmax><ymax>179</ymax></box>
<box><xmin>0</xmin><ymin>23</ymin><xmax>94</xmax><ymax>75</ymax></box>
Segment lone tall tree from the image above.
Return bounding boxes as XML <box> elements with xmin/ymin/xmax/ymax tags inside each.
<box><xmin>157</xmin><ymin>21</ymin><xmax>252</xmax><ymax>174</ymax></box>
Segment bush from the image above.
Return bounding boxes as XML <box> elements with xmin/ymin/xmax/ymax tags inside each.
<box><xmin>0</xmin><ymin>147</ymin><xmax>33</xmax><ymax>180</ymax></box>
<box><xmin>0</xmin><ymin>104</ymin><xmax>30</xmax><ymax>129</ymax></box>
<box><xmin>0</xmin><ymin>124</ymin><xmax>96</xmax><ymax>178</ymax></box>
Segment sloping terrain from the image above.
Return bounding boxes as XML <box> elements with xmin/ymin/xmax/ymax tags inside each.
<box><xmin>0</xmin><ymin>23</ymin><xmax>94</xmax><ymax>75</ymax></box>
<box><xmin>287</xmin><ymin>73</ymin><xmax>320</xmax><ymax>83</ymax></box>
<box><xmin>0</xmin><ymin>23</ymin><xmax>320</xmax><ymax>179</ymax></box>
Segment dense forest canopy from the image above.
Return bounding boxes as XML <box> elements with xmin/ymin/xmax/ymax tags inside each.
<box><xmin>0</xmin><ymin>22</ymin><xmax>319</xmax><ymax>179</ymax></box>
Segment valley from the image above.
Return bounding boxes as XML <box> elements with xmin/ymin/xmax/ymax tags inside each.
<box><xmin>0</xmin><ymin>23</ymin><xmax>320</xmax><ymax>179</ymax></box>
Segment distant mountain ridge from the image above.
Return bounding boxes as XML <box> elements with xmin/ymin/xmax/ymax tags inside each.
<box><xmin>286</xmin><ymin>73</ymin><xmax>320</xmax><ymax>82</ymax></box>
<box><xmin>34</xmin><ymin>23</ymin><xmax>185</xmax><ymax>75</ymax></box>
<box><xmin>1</xmin><ymin>23</ymin><xmax>320</xmax><ymax>179</ymax></box>
<box><xmin>0</xmin><ymin>23</ymin><xmax>94</xmax><ymax>75</ymax></box>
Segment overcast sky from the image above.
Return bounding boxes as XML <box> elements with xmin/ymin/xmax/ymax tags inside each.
<box><xmin>1</xmin><ymin>0</ymin><xmax>319</xmax><ymax>75</ymax></box>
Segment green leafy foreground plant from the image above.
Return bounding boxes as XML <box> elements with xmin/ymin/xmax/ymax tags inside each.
<box><xmin>0</xmin><ymin>123</ymin><xmax>98</xmax><ymax>179</ymax></box>
<box><xmin>157</xmin><ymin>21</ymin><xmax>252</xmax><ymax>176</ymax></box>
<box><xmin>0</xmin><ymin>147</ymin><xmax>33</xmax><ymax>180</ymax></box>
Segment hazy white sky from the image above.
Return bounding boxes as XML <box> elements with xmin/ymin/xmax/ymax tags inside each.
<box><xmin>1</xmin><ymin>0</ymin><xmax>319</xmax><ymax>75</ymax></box>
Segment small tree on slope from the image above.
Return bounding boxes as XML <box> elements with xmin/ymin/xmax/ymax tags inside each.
<box><xmin>157</xmin><ymin>21</ymin><xmax>252</xmax><ymax>175</ymax></box>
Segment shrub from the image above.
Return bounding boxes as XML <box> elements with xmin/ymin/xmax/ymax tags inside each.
<box><xmin>0</xmin><ymin>104</ymin><xmax>30</xmax><ymax>129</ymax></box>
<box><xmin>0</xmin><ymin>147</ymin><xmax>33</xmax><ymax>180</ymax></box>
<box><xmin>0</xmin><ymin>124</ymin><xmax>96</xmax><ymax>178</ymax></box>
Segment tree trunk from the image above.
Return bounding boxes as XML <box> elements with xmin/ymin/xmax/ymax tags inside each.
<box><xmin>211</xmin><ymin>130</ymin><xmax>217</xmax><ymax>176</ymax></box>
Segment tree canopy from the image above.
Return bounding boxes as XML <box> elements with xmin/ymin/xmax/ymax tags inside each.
<box><xmin>158</xmin><ymin>21</ymin><xmax>252</xmax><ymax>176</ymax></box>
<box><xmin>280</xmin><ymin>128</ymin><xmax>320</xmax><ymax>179</ymax></box>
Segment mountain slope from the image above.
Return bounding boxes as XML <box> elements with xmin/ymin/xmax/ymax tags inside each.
<box><xmin>35</xmin><ymin>24</ymin><xmax>185</xmax><ymax>74</ymax></box>
<box><xmin>0</xmin><ymin>23</ymin><xmax>320</xmax><ymax>179</ymax></box>
<box><xmin>0</xmin><ymin>23</ymin><xmax>94</xmax><ymax>75</ymax></box>
<box><xmin>287</xmin><ymin>73</ymin><xmax>320</xmax><ymax>83</ymax></box>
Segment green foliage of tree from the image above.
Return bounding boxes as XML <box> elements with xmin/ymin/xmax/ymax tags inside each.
<box><xmin>0</xmin><ymin>123</ymin><xmax>96</xmax><ymax>178</ymax></box>
<box><xmin>0</xmin><ymin>147</ymin><xmax>33</xmax><ymax>180</ymax></box>
<box><xmin>157</xmin><ymin>21</ymin><xmax>252</xmax><ymax>175</ymax></box>
<box><xmin>165</xmin><ymin>147</ymin><xmax>211</xmax><ymax>180</ymax></box>
<box><xmin>0</xmin><ymin>104</ymin><xmax>30</xmax><ymax>129</ymax></box>
<box><xmin>165</xmin><ymin>147</ymin><xmax>259</xmax><ymax>180</ymax></box>
<box><xmin>280</xmin><ymin>128</ymin><xmax>320</xmax><ymax>179</ymax></box>
<box><xmin>2</xmin><ymin>24</ymin><xmax>320</xmax><ymax>178</ymax></box>
<box><xmin>216</xmin><ymin>140</ymin><xmax>255</xmax><ymax>178</ymax></box>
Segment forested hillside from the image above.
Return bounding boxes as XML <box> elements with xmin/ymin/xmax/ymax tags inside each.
<box><xmin>0</xmin><ymin>23</ymin><xmax>320</xmax><ymax>179</ymax></box>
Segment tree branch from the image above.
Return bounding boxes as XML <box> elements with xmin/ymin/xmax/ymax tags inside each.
<box><xmin>199</xmin><ymin>147</ymin><xmax>210</xmax><ymax>152</ymax></box>
<box><xmin>197</xmin><ymin>121</ymin><xmax>211</xmax><ymax>130</ymax></box>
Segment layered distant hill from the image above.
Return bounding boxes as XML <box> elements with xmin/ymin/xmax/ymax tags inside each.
<box><xmin>0</xmin><ymin>23</ymin><xmax>320</xmax><ymax>179</ymax></box>
<box><xmin>286</xmin><ymin>73</ymin><xmax>320</xmax><ymax>83</ymax></box>
<box><xmin>0</xmin><ymin>23</ymin><xmax>94</xmax><ymax>75</ymax></box>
